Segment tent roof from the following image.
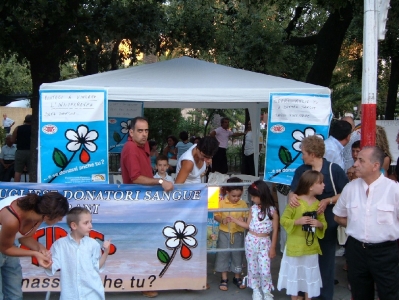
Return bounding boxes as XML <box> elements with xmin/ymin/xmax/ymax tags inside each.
<box><xmin>40</xmin><ymin>56</ymin><xmax>330</xmax><ymax>109</ymax></box>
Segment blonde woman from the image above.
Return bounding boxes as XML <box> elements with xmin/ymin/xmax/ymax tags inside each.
<box><xmin>376</xmin><ymin>125</ymin><xmax>392</xmax><ymax>176</ymax></box>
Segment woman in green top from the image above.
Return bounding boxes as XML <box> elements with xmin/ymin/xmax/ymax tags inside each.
<box><xmin>278</xmin><ymin>170</ymin><xmax>327</xmax><ymax>300</ymax></box>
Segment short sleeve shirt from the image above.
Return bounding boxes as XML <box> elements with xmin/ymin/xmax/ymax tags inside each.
<box><xmin>0</xmin><ymin>144</ymin><xmax>16</xmax><ymax>160</ymax></box>
<box><xmin>244</xmin><ymin>131</ymin><xmax>263</xmax><ymax>156</ymax></box>
<box><xmin>333</xmin><ymin>174</ymin><xmax>399</xmax><ymax>243</ymax></box>
<box><xmin>2</xmin><ymin>117</ymin><xmax>13</xmax><ymax>128</ymax></box>
<box><xmin>215</xmin><ymin>197</ymin><xmax>248</xmax><ymax>234</ymax></box>
<box><xmin>120</xmin><ymin>136</ymin><xmax>152</xmax><ymax>184</ymax></box>
<box><xmin>324</xmin><ymin>136</ymin><xmax>345</xmax><ymax>171</ymax></box>
<box><xmin>215</xmin><ymin>127</ymin><xmax>233</xmax><ymax>149</ymax></box>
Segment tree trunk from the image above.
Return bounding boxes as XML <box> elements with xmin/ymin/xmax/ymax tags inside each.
<box><xmin>305</xmin><ymin>3</ymin><xmax>354</xmax><ymax>86</ymax></box>
<box><xmin>29</xmin><ymin>55</ymin><xmax>61</xmax><ymax>182</ymax></box>
<box><xmin>204</xmin><ymin>109</ymin><xmax>216</xmax><ymax>136</ymax></box>
<box><xmin>385</xmin><ymin>55</ymin><xmax>399</xmax><ymax>120</ymax></box>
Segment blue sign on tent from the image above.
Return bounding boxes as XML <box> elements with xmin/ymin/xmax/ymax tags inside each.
<box><xmin>39</xmin><ymin>90</ymin><xmax>108</xmax><ymax>184</ymax></box>
<box><xmin>264</xmin><ymin>93</ymin><xmax>332</xmax><ymax>185</ymax></box>
<box><xmin>108</xmin><ymin>100</ymin><xmax>143</xmax><ymax>153</ymax></box>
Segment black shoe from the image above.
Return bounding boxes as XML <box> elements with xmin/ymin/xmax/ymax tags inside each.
<box><xmin>334</xmin><ymin>279</ymin><xmax>339</xmax><ymax>285</ymax></box>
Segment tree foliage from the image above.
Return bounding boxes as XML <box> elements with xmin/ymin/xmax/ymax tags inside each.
<box><xmin>0</xmin><ymin>53</ymin><xmax>31</xmax><ymax>95</ymax></box>
<box><xmin>0</xmin><ymin>0</ymin><xmax>165</xmax><ymax>181</ymax></box>
<box><xmin>144</xmin><ymin>108</ymin><xmax>183</xmax><ymax>150</ymax></box>
<box><xmin>1</xmin><ymin>0</ymin><xmax>398</xmax><ymax>179</ymax></box>
<box><xmin>380</xmin><ymin>0</ymin><xmax>399</xmax><ymax>119</ymax></box>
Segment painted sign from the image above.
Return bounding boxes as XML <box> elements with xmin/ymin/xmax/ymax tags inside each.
<box><xmin>0</xmin><ymin>183</ymin><xmax>208</xmax><ymax>292</ymax></box>
<box><xmin>39</xmin><ymin>90</ymin><xmax>108</xmax><ymax>184</ymax></box>
<box><xmin>108</xmin><ymin>101</ymin><xmax>143</xmax><ymax>153</ymax></box>
<box><xmin>264</xmin><ymin>93</ymin><xmax>332</xmax><ymax>185</ymax></box>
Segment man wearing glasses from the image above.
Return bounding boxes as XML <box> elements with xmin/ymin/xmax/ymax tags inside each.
<box><xmin>210</xmin><ymin>117</ymin><xmax>245</xmax><ymax>174</ymax></box>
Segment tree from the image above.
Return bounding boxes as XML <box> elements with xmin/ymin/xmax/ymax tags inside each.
<box><xmin>381</xmin><ymin>0</ymin><xmax>399</xmax><ymax>119</ymax></box>
<box><xmin>0</xmin><ymin>0</ymin><xmax>165</xmax><ymax>181</ymax></box>
<box><xmin>0</xmin><ymin>53</ymin><xmax>31</xmax><ymax>96</ymax></box>
<box><xmin>329</xmin><ymin>14</ymin><xmax>363</xmax><ymax>117</ymax></box>
<box><xmin>144</xmin><ymin>108</ymin><xmax>183</xmax><ymax>150</ymax></box>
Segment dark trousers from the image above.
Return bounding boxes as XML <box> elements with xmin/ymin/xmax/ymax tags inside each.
<box><xmin>318</xmin><ymin>205</ymin><xmax>338</xmax><ymax>300</ymax></box>
<box><xmin>4</xmin><ymin>127</ymin><xmax>10</xmax><ymax>134</ymax></box>
<box><xmin>211</xmin><ymin>147</ymin><xmax>228</xmax><ymax>174</ymax></box>
<box><xmin>346</xmin><ymin>236</ymin><xmax>399</xmax><ymax>300</ymax></box>
<box><xmin>0</xmin><ymin>160</ymin><xmax>15</xmax><ymax>182</ymax></box>
<box><xmin>241</xmin><ymin>154</ymin><xmax>255</xmax><ymax>176</ymax></box>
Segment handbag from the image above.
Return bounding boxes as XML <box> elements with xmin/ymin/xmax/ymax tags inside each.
<box><xmin>330</xmin><ymin>162</ymin><xmax>348</xmax><ymax>244</ymax></box>
<box><xmin>276</xmin><ymin>184</ymin><xmax>290</xmax><ymax>196</ymax></box>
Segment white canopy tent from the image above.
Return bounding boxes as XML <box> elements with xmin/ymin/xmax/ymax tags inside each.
<box><xmin>40</xmin><ymin>56</ymin><xmax>331</xmax><ymax>175</ymax></box>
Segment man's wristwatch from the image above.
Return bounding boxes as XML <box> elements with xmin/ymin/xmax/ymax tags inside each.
<box><xmin>158</xmin><ymin>179</ymin><xmax>164</xmax><ymax>185</ymax></box>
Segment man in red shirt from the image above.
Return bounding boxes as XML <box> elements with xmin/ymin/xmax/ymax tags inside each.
<box><xmin>120</xmin><ymin>116</ymin><xmax>173</xmax><ymax>298</ymax></box>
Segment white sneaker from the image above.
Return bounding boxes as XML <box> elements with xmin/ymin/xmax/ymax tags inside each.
<box><xmin>252</xmin><ymin>288</ymin><xmax>263</xmax><ymax>300</ymax></box>
<box><xmin>263</xmin><ymin>290</ymin><xmax>274</xmax><ymax>300</ymax></box>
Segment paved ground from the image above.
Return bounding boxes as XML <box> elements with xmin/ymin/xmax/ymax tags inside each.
<box><xmin>24</xmin><ymin>252</ymin><xmax>352</xmax><ymax>300</ymax></box>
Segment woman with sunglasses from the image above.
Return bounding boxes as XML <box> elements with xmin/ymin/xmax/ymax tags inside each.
<box><xmin>0</xmin><ymin>192</ymin><xmax>69</xmax><ymax>299</ymax></box>
<box><xmin>175</xmin><ymin>136</ymin><xmax>219</xmax><ymax>184</ymax></box>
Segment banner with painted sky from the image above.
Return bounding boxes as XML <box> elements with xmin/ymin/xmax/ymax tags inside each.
<box><xmin>108</xmin><ymin>101</ymin><xmax>143</xmax><ymax>153</ymax></box>
<box><xmin>39</xmin><ymin>90</ymin><xmax>108</xmax><ymax>184</ymax></box>
<box><xmin>264</xmin><ymin>93</ymin><xmax>332</xmax><ymax>185</ymax></box>
<box><xmin>0</xmin><ymin>182</ymin><xmax>208</xmax><ymax>292</ymax></box>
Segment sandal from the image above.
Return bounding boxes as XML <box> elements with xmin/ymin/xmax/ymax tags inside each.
<box><xmin>219</xmin><ymin>279</ymin><xmax>228</xmax><ymax>291</ymax></box>
<box><xmin>233</xmin><ymin>277</ymin><xmax>246</xmax><ymax>289</ymax></box>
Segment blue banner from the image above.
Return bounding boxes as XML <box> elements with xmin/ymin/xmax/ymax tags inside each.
<box><xmin>264</xmin><ymin>93</ymin><xmax>332</xmax><ymax>185</ymax></box>
<box><xmin>108</xmin><ymin>101</ymin><xmax>143</xmax><ymax>153</ymax></box>
<box><xmin>39</xmin><ymin>90</ymin><xmax>108</xmax><ymax>184</ymax></box>
<box><xmin>0</xmin><ymin>183</ymin><xmax>208</xmax><ymax>292</ymax></box>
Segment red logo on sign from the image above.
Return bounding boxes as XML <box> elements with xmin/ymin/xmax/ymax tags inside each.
<box><xmin>42</xmin><ymin>125</ymin><xmax>58</xmax><ymax>134</ymax></box>
<box><xmin>270</xmin><ymin>124</ymin><xmax>285</xmax><ymax>133</ymax></box>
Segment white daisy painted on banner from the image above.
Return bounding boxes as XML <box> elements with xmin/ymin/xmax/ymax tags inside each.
<box><xmin>158</xmin><ymin>221</ymin><xmax>198</xmax><ymax>278</ymax></box>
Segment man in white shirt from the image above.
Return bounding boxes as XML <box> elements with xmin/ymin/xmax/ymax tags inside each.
<box><xmin>333</xmin><ymin>146</ymin><xmax>399</xmax><ymax>300</ymax></box>
<box><xmin>0</xmin><ymin>135</ymin><xmax>16</xmax><ymax>181</ymax></box>
<box><xmin>210</xmin><ymin>117</ymin><xmax>244</xmax><ymax>174</ymax></box>
<box><xmin>2</xmin><ymin>114</ymin><xmax>15</xmax><ymax>134</ymax></box>
<box><xmin>242</xmin><ymin>120</ymin><xmax>263</xmax><ymax>175</ymax></box>
<box><xmin>324</xmin><ymin>120</ymin><xmax>352</xmax><ymax>170</ymax></box>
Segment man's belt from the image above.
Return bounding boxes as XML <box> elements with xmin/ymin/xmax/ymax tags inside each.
<box><xmin>349</xmin><ymin>236</ymin><xmax>397</xmax><ymax>249</ymax></box>
<box><xmin>3</xmin><ymin>160</ymin><xmax>14</xmax><ymax>164</ymax></box>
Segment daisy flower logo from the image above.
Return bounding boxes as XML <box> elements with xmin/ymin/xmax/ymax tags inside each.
<box><xmin>292</xmin><ymin>127</ymin><xmax>324</xmax><ymax>152</ymax></box>
<box><xmin>120</xmin><ymin>120</ymin><xmax>131</xmax><ymax>134</ymax></box>
<box><xmin>269</xmin><ymin>127</ymin><xmax>323</xmax><ymax>180</ymax></box>
<box><xmin>109</xmin><ymin>119</ymin><xmax>131</xmax><ymax>151</ymax></box>
<box><xmin>157</xmin><ymin>221</ymin><xmax>198</xmax><ymax>278</ymax></box>
<box><xmin>49</xmin><ymin>125</ymin><xmax>99</xmax><ymax>183</ymax></box>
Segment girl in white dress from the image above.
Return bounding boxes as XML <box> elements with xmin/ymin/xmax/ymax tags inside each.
<box><xmin>278</xmin><ymin>170</ymin><xmax>327</xmax><ymax>300</ymax></box>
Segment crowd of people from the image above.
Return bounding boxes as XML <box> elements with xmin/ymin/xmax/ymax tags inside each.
<box><xmin>143</xmin><ymin>114</ymin><xmax>399</xmax><ymax>300</ymax></box>
<box><xmin>1</xmin><ymin>113</ymin><xmax>399</xmax><ymax>300</ymax></box>
<box><xmin>210</xmin><ymin>116</ymin><xmax>399</xmax><ymax>300</ymax></box>
<box><xmin>118</xmin><ymin>115</ymin><xmax>399</xmax><ymax>300</ymax></box>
